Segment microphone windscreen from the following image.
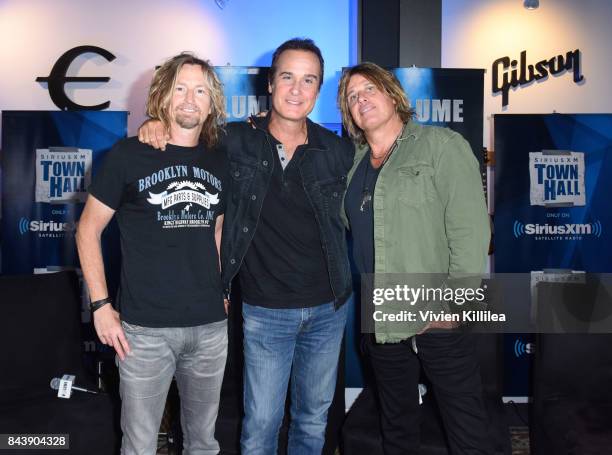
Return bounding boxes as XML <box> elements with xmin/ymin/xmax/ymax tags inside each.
<box><xmin>50</xmin><ymin>377</ymin><xmax>60</xmax><ymax>390</ymax></box>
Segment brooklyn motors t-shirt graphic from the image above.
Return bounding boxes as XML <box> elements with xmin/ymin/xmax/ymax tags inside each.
<box><xmin>529</xmin><ymin>150</ymin><xmax>585</xmax><ymax>206</ymax></box>
<box><xmin>146</xmin><ymin>179</ymin><xmax>220</xmax><ymax>229</ymax></box>
<box><xmin>35</xmin><ymin>147</ymin><xmax>92</xmax><ymax>203</ymax></box>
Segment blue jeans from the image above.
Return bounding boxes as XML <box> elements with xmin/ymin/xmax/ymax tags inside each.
<box><xmin>118</xmin><ymin>320</ymin><xmax>228</xmax><ymax>455</ymax></box>
<box><xmin>241</xmin><ymin>298</ymin><xmax>351</xmax><ymax>455</ymax></box>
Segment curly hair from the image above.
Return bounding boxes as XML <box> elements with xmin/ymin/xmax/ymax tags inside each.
<box><xmin>146</xmin><ymin>53</ymin><xmax>226</xmax><ymax>148</ymax></box>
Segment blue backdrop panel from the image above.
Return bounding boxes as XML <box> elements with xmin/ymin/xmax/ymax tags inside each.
<box><xmin>495</xmin><ymin>114</ymin><xmax>612</xmax><ymax>272</ymax></box>
<box><xmin>2</xmin><ymin>111</ymin><xmax>127</xmax><ymax>276</ymax></box>
<box><xmin>494</xmin><ymin>113</ymin><xmax>612</xmax><ymax>397</ymax></box>
<box><xmin>393</xmin><ymin>67</ymin><xmax>484</xmax><ymax>165</ymax></box>
<box><xmin>2</xmin><ymin>110</ymin><xmax>126</xmax><ymax>352</ymax></box>
<box><xmin>215</xmin><ymin>66</ymin><xmax>270</xmax><ymax>122</ymax></box>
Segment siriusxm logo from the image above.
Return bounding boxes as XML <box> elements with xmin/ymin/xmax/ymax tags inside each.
<box><xmin>18</xmin><ymin>218</ymin><xmax>30</xmax><ymax>235</ymax></box>
<box><xmin>513</xmin><ymin>220</ymin><xmax>603</xmax><ymax>238</ymax></box>
<box><xmin>18</xmin><ymin>217</ymin><xmax>76</xmax><ymax>235</ymax></box>
<box><xmin>514</xmin><ymin>339</ymin><xmax>534</xmax><ymax>358</ymax></box>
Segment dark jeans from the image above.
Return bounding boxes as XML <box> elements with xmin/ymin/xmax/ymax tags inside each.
<box><xmin>366</xmin><ymin>331</ymin><xmax>492</xmax><ymax>455</ymax></box>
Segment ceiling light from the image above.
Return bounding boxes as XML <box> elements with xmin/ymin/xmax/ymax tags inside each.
<box><xmin>524</xmin><ymin>0</ymin><xmax>539</xmax><ymax>10</ymax></box>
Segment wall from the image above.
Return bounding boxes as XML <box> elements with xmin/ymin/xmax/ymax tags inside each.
<box><xmin>442</xmin><ymin>0</ymin><xmax>612</xmax><ymax>399</ymax></box>
<box><xmin>441</xmin><ymin>0</ymin><xmax>612</xmax><ymax>149</ymax></box>
<box><xmin>0</xmin><ymin>0</ymin><xmax>355</xmax><ymax>137</ymax></box>
<box><xmin>399</xmin><ymin>0</ymin><xmax>441</xmax><ymax>67</ymax></box>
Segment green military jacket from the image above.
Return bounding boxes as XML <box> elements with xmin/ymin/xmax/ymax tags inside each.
<box><xmin>341</xmin><ymin>121</ymin><xmax>490</xmax><ymax>343</ymax></box>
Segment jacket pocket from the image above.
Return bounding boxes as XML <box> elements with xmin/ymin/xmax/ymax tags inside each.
<box><xmin>229</xmin><ymin>159</ymin><xmax>257</xmax><ymax>200</ymax></box>
<box><xmin>319</xmin><ymin>176</ymin><xmax>347</xmax><ymax>215</ymax></box>
<box><xmin>397</xmin><ymin>164</ymin><xmax>435</xmax><ymax>207</ymax></box>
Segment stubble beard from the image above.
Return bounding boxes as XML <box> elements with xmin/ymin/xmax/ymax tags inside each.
<box><xmin>174</xmin><ymin>104</ymin><xmax>203</xmax><ymax>130</ymax></box>
<box><xmin>175</xmin><ymin>113</ymin><xmax>201</xmax><ymax>130</ymax></box>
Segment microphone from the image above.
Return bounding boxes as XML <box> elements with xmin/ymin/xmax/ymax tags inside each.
<box><xmin>50</xmin><ymin>375</ymin><xmax>99</xmax><ymax>398</ymax></box>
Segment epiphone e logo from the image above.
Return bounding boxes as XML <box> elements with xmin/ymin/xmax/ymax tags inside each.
<box><xmin>36</xmin><ymin>45</ymin><xmax>116</xmax><ymax>111</ymax></box>
<box><xmin>492</xmin><ymin>49</ymin><xmax>584</xmax><ymax>107</ymax></box>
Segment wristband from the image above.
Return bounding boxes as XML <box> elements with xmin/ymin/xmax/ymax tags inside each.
<box><xmin>89</xmin><ymin>297</ymin><xmax>112</xmax><ymax>313</ymax></box>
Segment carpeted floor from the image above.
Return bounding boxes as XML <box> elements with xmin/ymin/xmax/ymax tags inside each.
<box><xmin>156</xmin><ymin>429</ymin><xmax>532</xmax><ymax>454</ymax></box>
<box><xmin>155</xmin><ymin>401</ymin><xmax>532</xmax><ymax>454</ymax></box>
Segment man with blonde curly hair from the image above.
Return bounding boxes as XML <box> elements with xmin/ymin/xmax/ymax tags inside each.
<box><xmin>77</xmin><ymin>53</ymin><xmax>229</xmax><ymax>455</ymax></box>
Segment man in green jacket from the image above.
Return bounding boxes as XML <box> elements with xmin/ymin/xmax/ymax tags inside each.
<box><xmin>338</xmin><ymin>62</ymin><xmax>492</xmax><ymax>454</ymax></box>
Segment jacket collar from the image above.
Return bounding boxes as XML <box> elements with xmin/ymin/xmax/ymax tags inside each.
<box><xmin>398</xmin><ymin>120</ymin><xmax>422</xmax><ymax>141</ymax></box>
<box><xmin>355</xmin><ymin>120</ymin><xmax>421</xmax><ymax>156</ymax></box>
<box><xmin>249</xmin><ymin>112</ymin><xmax>328</xmax><ymax>152</ymax></box>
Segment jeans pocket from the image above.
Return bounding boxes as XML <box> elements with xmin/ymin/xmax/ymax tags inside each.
<box><xmin>121</xmin><ymin>320</ymin><xmax>147</xmax><ymax>334</ymax></box>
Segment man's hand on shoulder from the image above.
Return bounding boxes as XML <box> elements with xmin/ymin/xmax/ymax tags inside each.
<box><xmin>93</xmin><ymin>304</ymin><xmax>131</xmax><ymax>361</ymax></box>
<box><xmin>245</xmin><ymin>111</ymin><xmax>267</xmax><ymax>129</ymax></box>
<box><xmin>138</xmin><ymin>119</ymin><xmax>169</xmax><ymax>151</ymax></box>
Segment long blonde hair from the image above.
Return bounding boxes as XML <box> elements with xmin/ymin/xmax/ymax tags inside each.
<box><xmin>146</xmin><ymin>53</ymin><xmax>226</xmax><ymax>148</ymax></box>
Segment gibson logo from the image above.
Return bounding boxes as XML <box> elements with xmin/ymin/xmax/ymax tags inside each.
<box><xmin>492</xmin><ymin>49</ymin><xmax>583</xmax><ymax>107</ymax></box>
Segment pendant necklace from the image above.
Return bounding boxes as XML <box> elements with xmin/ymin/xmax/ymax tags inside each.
<box><xmin>359</xmin><ymin>124</ymin><xmax>405</xmax><ymax>212</ymax></box>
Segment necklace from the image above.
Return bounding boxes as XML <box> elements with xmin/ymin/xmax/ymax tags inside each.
<box><xmin>359</xmin><ymin>145</ymin><xmax>396</xmax><ymax>212</ymax></box>
<box><xmin>359</xmin><ymin>124</ymin><xmax>405</xmax><ymax>212</ymax></box>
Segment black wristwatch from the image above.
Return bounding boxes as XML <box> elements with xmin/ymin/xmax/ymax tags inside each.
<box><xmin>89</xmin><ymin>297</ymin><xmax>112</xmax><ymax>313</ymax></box>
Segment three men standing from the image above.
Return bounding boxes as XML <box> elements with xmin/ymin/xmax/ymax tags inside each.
<box><xmin>79</xmin><ymin>40</ymin><xmax>490</xmax><ymax>455</ymax></box>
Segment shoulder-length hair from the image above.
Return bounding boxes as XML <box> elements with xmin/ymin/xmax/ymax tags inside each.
<box><xmin>146</xmin><ymin>53</ymin><xmax>226</xmax><ymax>148</ymax></box>
<box><xmin>337</xmin><ymin>62</ymin><xmax>414</xmax><ymax>145</ymax></box>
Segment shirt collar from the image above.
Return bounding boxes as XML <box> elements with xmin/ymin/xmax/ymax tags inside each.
<box><xmin>249</xmin><ymin>112</ymin><xmax>328</xmax><ymax>152</ymax></box>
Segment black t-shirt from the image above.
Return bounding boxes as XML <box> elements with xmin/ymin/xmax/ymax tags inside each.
<box><xmin>345</xmin><ymin>153</ymin><xmax>380</xmax><ymax>332</ymax></box>
<box><xmin>89</xmin><ymin>137</ymin><xmax>228</xmax><ymax>327</ymax></box>
<box><xmin>345</xmin><ymin>152</ymin><xmax>379</xmax><ymax>275</ymax></box>
<box><xmin>239</xmin><ymin>124</ymin><xmax>334</xmax><ymax>309</ymax></box>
